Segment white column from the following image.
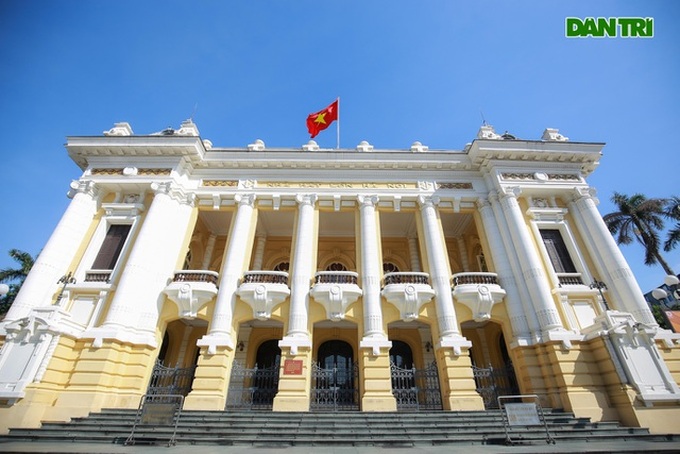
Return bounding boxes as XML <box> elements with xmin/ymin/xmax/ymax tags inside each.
<box><xmin>198</xmin><ymin>194</ymin><xmax>257</xmax><ymax>353</ymax></box>
<box><xmin>488</xmin><ymin>192</ymin><xmax>541</xmax><ymax>336</ymax></box>
<box><xmin>4</xmin><ymin>180</ymin><xmax>100</xmax><ymax>322</ymax></box>
<box><xmin>94</xmin><ymin>182</ymin><xmax>195</xmax><ymax>346</ymax></box>
<box><xmin>251</xmin><ymin>234</ymin><xmax>267</xmax><ymax>271</ymax></box>
<box><xmin>279</xmin><ymin>194</ymin><xmax>318</xmax><ymax>355</ymax></box>
<box><xmin>476</xmin><ymin>198</ymin><xmax>531</xmax><ymax>341</ymax></box>
<box><xmin>407</xmin><ymin>235</ymin><xmax>422</xmax><ymax>272</ymax></box>
<box><xmin>201</xmin><ymin>234</ymin><xmax>217</xmax><ymax>270</ymax></box>
<box><xmin>417</xmin><ymin>195</ymin><xmax>469</xmax><ymax>354</ymax></box>
<box><xmin>498</xmin><ymin>188</ymin><xmax>564</xmax><ymax>334</ymax></box>
<box><xmin>456</xmin><ymin>236</ymin><xmax>470</xmax><ymax>272</ymax></box>
<box><xmin>357</xmin><ymin>195</ymin><xmax>391</xmax><ymax>355</ymax></box>
<box><xmin>570</xmin><ymin>188</ymin><xmax>656</xmax><ymax>325</ymax></box>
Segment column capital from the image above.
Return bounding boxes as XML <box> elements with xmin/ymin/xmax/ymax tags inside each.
<box><xmin>476</xmin><ymin>197</ymin><xmax>492</xmax><ymax>210</ymax></box>
<box><xmin>150</xmin><ymin>181</ymin><xmax>195</xmax><ymax>207</ymax></box>
<box><xmin>295</xmin><ymin>193</ymin><xmax>317</xmax><ymax>207</ymax></box>
<box><xmin>500</xmin><ymin>186</ymin><xmax>522</xmax><ymax>199</ymax></box>
<box><xmin>234</xmin><ymin>193</ymin><xmax>257</xmax><ymax>207</ymax></box>
<box><xmin>357</xmin><ymin>194</ymin><xmax>379</xmax><ymax>207</ymax></box>
<box><xmin>67</xmin><ymin>180</ymin><xmax>99</xmax><ymax>200</ymax></box>
<box><xmin>572</xmin><ymin>186</ymin><xmax>598</xmax><ymax>204</ymax></box>
<box><xmin>417</xmin><ymin>194</ymin><xmax>440</xmax><ymax>209</ymax></box>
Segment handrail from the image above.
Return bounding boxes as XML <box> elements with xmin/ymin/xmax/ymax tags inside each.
<box><xmin>452</xmin><ymin>272</ymin><xmax>499</xmax><ymax>286</ymax></box>
<box><xmin>383</xmin><ymin>272</ymin><xmax>431</xmax><ymax>286</ymax></box>
<box><xmin>173</xmin><ymin>270</ymin><xmax>219</xmax><ymax>286</ymax></box>
<box><xmin>241</xmin><ymin>271</ymin><xmax>289</xmax><ymax>285</ymax></box>
<box><xmin>314</xmin><ymin>271</ymin><xmax>359</xmax><ymax>285</ymax></box>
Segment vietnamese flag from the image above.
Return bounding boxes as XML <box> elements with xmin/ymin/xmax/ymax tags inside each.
<box><xmin>306</xmin><ymin>99</ymin><xmax>339</xmax><ymax>138</ymax></box>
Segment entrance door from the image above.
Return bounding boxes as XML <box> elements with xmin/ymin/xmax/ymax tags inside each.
<box><xmin>389</xmin><ymin>341</ymin><xmax>442</xmax><ymax>411</ymax></box>
<box><xmin>226</xmin><ymin>339</ymin><xmax>281</xmax><ymax>410</ymax></box>
<box><xmin>311</xmin><ymin>340</ymin><xmax>359</xmax><ymax>411</ymax></box>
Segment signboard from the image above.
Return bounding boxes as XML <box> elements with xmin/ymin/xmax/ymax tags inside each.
<box><xmin>283</xmin><ymin>359</ymin><xmax>303</xmax><ymax>375</ymax></box>
<box><xmin>140</xmin><ymin>402</ymin><xmax>179</xmax><ymax>425</ymax></box>
<box><xmin>665</xmin><ymin>310</ymin><xmax>680</xmax><ymax>333</ymax></box>
<box><xmin>504</xmin><ymin>402</ymin><xmax>541</xmax><ymax>426</ymax></box>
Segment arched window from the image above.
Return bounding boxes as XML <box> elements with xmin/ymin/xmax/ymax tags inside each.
<box><xmin>383</xmin><ymin>262</ymin><xmax>400</xmax><ymax>273</ymax></box>
<box><xmin>389</xmin><ymin>340</ymin><xmax>414</xmax><ymax>369</ymax></box>
<box><xmin>325</xmin><ymin>262</ymin><xmax>347</xmax><ymax>272</ymax></box>
<box><xmin>273</xmin><ymin>261</ymin><xmax>289</xmax><ymax>272</ymax></box>
<box><xmin>255</xmin><ymin>339</ymin><xmax>281</xmax><ymax>368</ymax></box>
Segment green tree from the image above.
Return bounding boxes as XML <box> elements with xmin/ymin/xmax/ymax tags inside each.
<box><xmin>0</xmin><ymin>249</ymin><xmax>36</xmax><ymax>316</ymax></box>
<box><xmin>664</xmin><ymin>196</ymin><xmax>680</xmax><ymax>252</ymax></box>
<box><xmin>603</xmin><ymin>192</ymin><xmax>675</xmax><ymax>275</ymax></box>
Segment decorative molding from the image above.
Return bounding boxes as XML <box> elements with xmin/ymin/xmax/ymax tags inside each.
<box><xmin>548</xmin><ymin>173</ymin><xmax>579</xmax><ymax>181</ymax></box>
<box><xmin>439</xmin><ymin>182</ymin><xmax>473</xmax><ymax>190</ymax></box>
<box><xmin>501</xmin><ymin>172</ymin><xmax>535</xmax><ymax>181</ymax></box>
<box><xmin>202</xmin><ymin>180</ymin><xmax>238</xmax><ymax>187</ymax></box>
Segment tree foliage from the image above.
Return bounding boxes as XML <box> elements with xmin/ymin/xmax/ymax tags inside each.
<box><xmin>603</xmin><ymin>192</ymin><xmax>675</xmax><ymax>275</ymax></box>
<box><xmin>0</xmin><ymin>249</ymin><xmax>36</xmax><ymax>316</ymax></box>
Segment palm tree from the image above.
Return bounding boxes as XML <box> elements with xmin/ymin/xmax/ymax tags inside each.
<box><xmin>603</xmin><ymin>192</ymin><xmax>675</xmax><ymax>276</ymax></box>
<box><xmin>664</xmin><ymin>196</ymin><xmax>680</xmax><ymax>252</ymax></box>
<box><xmin>0</xmin><ymin>249</ymin><xmax>36</xmax><ymax>315</ymax></box>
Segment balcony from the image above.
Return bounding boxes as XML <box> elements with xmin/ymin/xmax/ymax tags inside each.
<box><xmin>381</xmin><ymin>272</ymin><xmax>435</xmax><ymax>322</ymax></box>
<box><xmin>310</xmin><ymin>271</ymin><xmax>362</xmax><ymax>322</ymax></box>
<box><xmin>557</xmin><ymin>273</ymin><xmax>585</xmax><ymax>286</ymax></box>
<box><xmin>163</xmin><ymin>270</ymin><xmax>219</xmax><ymax>319</ymax></box>
<box><xmin>237</xmin><ymin>271</ymin><xmax>290</xmax><ymax>321</ymax></box>
<box><xmin>84</xmin><ymin>269</ymin><xmax>113</xmax><ymax>283</ymax></box>
<box><xmin>452</xmin><ymin>272</ymin><xmax>506</xmax><ymax>322</ymax></box>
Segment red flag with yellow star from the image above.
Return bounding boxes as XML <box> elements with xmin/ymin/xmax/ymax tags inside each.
<box><xmin>306</xmin><ymin>99</ymin><xmax>339</xmax><ymax>139</ymax></box>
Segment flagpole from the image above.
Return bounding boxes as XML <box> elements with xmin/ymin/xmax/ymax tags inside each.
<box><xmin>336</xmin><ymin>97</ymin><xmax>340</xmax><ymax>150</ymax></box>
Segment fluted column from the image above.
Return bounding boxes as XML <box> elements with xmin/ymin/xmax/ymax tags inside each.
<box><xmin>201</xmin><ymin>234</ymin><xmax>217</xmax><ymax>270</ymax></box>
<box><xmin>198</xmin><ymin>193</ymin><xmax>257</xmax><ymax>353</ymax></box>
<box><xmin>476</xmin><ymin>197</ymin><xmax>531</xmax><ymax>341</ymax></box>
<box><xmin>407</xmin><ymin>235</ymin><xmax>422</xmax><ymax>272</ymax></box>
<box><xmin>488</xmin><ymin>192</ymin><xmax>541</xmax><ymax>335</ymax></box>
<box><xmin>570</xmin><ymin>188</ymin><xmax>656</xmax><ymax>325</ymax></box>
<box><xmin>357</xmin><ymin>195</ymin><xmax>391</xmax><ymax>354</ymax></box>
<box><xmin>4</xmin><ymin>180</ymin><xmax>100</xmax><ymax>322</ymax></box>
<box><xmin>498</xmin><ymin>188</ymin><xmax>564</xmax><ymax>334</ymax></box>
<box><xmin>94</xmin><ymin>181</ymin><xmax>196</xmax><ymax>346</ymax></box>
<box><xmin>456</xmin><ymin>236</ymin><xmax>470</xmax><ymax>272</ymax></box>
<box><xmin>417</xmin><ymin>195</ymin><xmax>469</xmax><ymax>353</ymax></box>
<box><xmin>251</xmin><ymin>234</ymin><xmax>267</xmax><ymax>271</ymax></box>
<box><xmin>279</xmin><ymin>194</ymin><xmax>318</xmax><ymax>354</ymax></box>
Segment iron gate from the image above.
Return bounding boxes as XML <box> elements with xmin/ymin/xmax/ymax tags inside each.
<box><xmin>472</xmin><ymin>363</ymin><xmax>519</xmax><ymax>409</ymax></box>
<box><xmin>225</xmin><ymin>360</ymin><xmax>280</xmax><ymax>410</ymax></box>
<box><xmin>146</xmin><ymin>359</ymin><xmax>196</xmax><ymax>396</ymax></box>
<box><xmin>391</xmin><ymin>361</ymin><xmax>443</xmax><ymax>411</ymax></box>
<box><xmin>311</xmin><ymin>361</ymin><xmax>359</xmax><ymax>411</ymax></box>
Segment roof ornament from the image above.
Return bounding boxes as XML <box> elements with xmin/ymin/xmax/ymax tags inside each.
<box><xmin>542</xmin><ymin>128</ymin><xmax>569</xmax><ymax>142</ymax></box>
<box><xmin>356</xmin><ymin>140</ymin><xmax>373</xmax><ymax>152</ymax></box>
<box><xmin>248</xmin><ymin>139</ymin><xmax>265</xmax><ymax>151</ymax></box>
<box><xmin>477</xmin><ymin>124</ymin><xmax>501</xmax><ymax>140</ymax></box>
<box><xmin>302</xmin><ymin>140</ymin><xmax>320</xmax><ymax>151</ymax></box>
<box><xmin>103</xmin><ymin>122</ymin><xmax>133</xmax><ymax>136</ymax></box>
<box><xmin>410</xmin><ymin>141</ymin><xmax>429</xmax><ymax>153</ymax></box>
<box><xmin>176</xmin><ymin>119</ymin><xmax>200</xmax><ymax>137</ymax></box>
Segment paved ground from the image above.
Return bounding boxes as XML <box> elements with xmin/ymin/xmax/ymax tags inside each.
<box><xmin>1</xmin><ymin>439</ymin><xmax>680</xmax><ymax>454</ymax></box>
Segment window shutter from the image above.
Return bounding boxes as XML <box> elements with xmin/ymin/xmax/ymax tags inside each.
<box><xmin>92</xmin><ymin>224</ymin><xmax>131</xmax><ymax>270</ymax></box>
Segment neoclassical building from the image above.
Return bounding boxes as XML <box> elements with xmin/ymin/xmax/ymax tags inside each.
<box><xmin>1</xmin><ymin>121</ymin><xmax>679</xmax><ymax>433</ymax></box>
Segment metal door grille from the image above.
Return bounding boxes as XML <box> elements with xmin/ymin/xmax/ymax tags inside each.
<box><xmin>391</xmin><ymin>361</ymin><xmax>443</xmax><ymax>411</ymax></box>
<box><xmin>146</xmin><ymin>360</ymin><xmax>196</xmax><ymax>396</ymax></box>
<box><xmin>226</xmin><ymin>360</ymin><xmax>280</xmax><ymax>410</ymax></box>
<box><xmin>472</xmin><ymin>363</ymin><xmax>519</xmax><ymax>409</ymax></box>
<box><xmin>311</xmin><ymin>361</ymin><xmax>359</xmax><ymax>411</ymax></box>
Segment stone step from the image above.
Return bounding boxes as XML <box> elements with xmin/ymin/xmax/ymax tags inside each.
<box><xmin>3</xmin><ymin>409</ymin><xmax>675</xmax><ymax>447</ymax></box>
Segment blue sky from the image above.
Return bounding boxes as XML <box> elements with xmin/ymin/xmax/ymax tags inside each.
<box><xmin>0</xmin><ymin>1</ymin><xmax>678</xmax><ymax>294</ymax></box>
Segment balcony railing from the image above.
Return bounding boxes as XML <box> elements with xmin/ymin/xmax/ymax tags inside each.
<box><xmin>314</xmin><ymin>271</ymin><xmax>359</xmax><ymax>285</ymax></box>
<box><xmin>452</xmin><ymin>272</ymin><xmax>499</xmax><ymax>287</ymax></box>
<box><xmin>172</xmin><ymin>270</ymin><xmax>219</xmax><ymax>286</ymax></box>
<box><xmin>84</xmin><ymin>269</ymin><xmax>112</xmax><ymax>283</ymax></box>
<box><xmin>557</xmin><ymin>273</ymin><xmax>584</xmax><ymax>286</ymax></box>
<box><xmin>241</xmin><ymin>271</ymin><xmax>289</xmax><ymax>286</ymax></box>
<box><xmin>383</xmin><ymin>272</ymin><xmax>430</xmax><ymax>286</ymax></box>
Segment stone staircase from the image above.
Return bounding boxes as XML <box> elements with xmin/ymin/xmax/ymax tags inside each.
<box><xmin>1</xmin><ymin>409</ymin><xmax>677</xmax><ymax>447</ymax></box>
